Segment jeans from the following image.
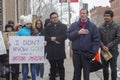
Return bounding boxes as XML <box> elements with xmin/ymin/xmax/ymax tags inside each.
<box><xmin>22</xmin><ymin>64</ymin><xmax>36</xmax><ymax>80</ymax></box>
<box><xmin>36</xmin><ymin>63</ymin><xmax>44</xmax><ymax>78</ymax></box>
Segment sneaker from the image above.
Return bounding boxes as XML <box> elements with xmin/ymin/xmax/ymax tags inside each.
<box><xmin>27</xmin><ymin>75</ymin><xmax>31</xmax><ymax>79</ymax></box>
<box><xmin>49</xmin><ymin>73</ymin><xmax>51</xmax><ymax>76</ymax></box>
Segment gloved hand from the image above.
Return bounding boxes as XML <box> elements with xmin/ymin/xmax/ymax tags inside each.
<box><xmin>84</xmin><ymin>53</ymin><xmax>95</xmax><ymax>61</ymax></box>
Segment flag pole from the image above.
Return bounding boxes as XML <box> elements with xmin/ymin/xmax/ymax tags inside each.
<box><xmin>68</xmin><ymin>0</ymin><xmax>71</xmax><ymax>25</ymax></box>
<box><xmin>61</xmin><ymin>1</ymin><xmax>63</xmax><ymax>22</ymax></box>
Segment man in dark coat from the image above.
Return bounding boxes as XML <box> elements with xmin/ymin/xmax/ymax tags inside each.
<box><xmin>67</xmin><ymin>8</ymin><xmax>100</xmax><ymax>80</ymax></box>
<box><xmin>45</xmin><ymin>12</ymin><xmax>67</xmax><ymax>80</ymax></box>
<box><xmin>99</xmin><ymin>10</ymin><xmax>120</xmax><ymax>80</ymax></box>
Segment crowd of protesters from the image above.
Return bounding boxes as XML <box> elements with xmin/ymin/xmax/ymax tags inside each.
<box><xmin>0</xmin><ymin>8</ymin><xmax>119</xmax><ymax>80</ymax></box>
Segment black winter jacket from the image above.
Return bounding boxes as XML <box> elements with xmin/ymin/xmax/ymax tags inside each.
<box><xmin>45</xmin><ymin>21</ymin><xmax>67</xmax><ymax>60</ymax></box>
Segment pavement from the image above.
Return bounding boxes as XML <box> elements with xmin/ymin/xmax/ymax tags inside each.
<box><xmin>44</xmin><ymin>58</ymin><xmax>101</xmax><ymax>80</ymax></box>
<box><xmin>0</xmin><ymin>41</ymin><xmax>120</xmax><ymax>80</ymax></box>
<box><xmin>0</xmin><ymin>57</ymin><xmax>120</xmax><ymax>80</ymax></box>
<box><xmin>28</xmin><ymin>57</ymin><xmax>120</xmax><ymax>80</ymax></box>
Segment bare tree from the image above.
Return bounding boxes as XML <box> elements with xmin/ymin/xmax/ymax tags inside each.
<box><xmin>32</xmin><ymin>0</ymin><xmax>58</xmax><ymax>22</ymax></box>
<box><xmin>32</xmin><ymin>0</ymin><xmax>75</xmax><ymax>24</ymax></box>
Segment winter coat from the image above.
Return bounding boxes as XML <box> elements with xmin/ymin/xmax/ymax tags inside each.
<box><xmin>17</xmin><ymin>27</ymin><xmax>31</xmax><ymax>36</ymax></box>
<box><xmin>99</xmin><ymin>21</ymin><xmax>120</xmax><ymax>50</ymax></box>
<box><xmin>67</xmin><ymin>19</ymin><xmax>100</xmax><ymax>55</ymax></box>
<box><xmin>45</xmin><ymin>21</ymin><xmax>67</xmax><ymax>60</ymax></box>
<box><xmin>0</xmin><ymin>24</ymin><xmax>14</xmax><ymax>66</ymax></box>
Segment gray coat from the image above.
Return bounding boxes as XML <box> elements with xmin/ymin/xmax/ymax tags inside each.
<box><xmin>99</xmin><ymin>21</ymin><xmax>120</xmax><ymax>51</ymax></box>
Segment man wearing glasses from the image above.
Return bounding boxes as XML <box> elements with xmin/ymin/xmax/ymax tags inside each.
<box><xmin>45</xmin><ymin>12</ymin><xmax>67</xmax><ymax>80</ymax></box>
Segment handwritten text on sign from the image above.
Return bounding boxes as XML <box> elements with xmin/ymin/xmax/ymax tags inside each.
<box><xmin>9</xmin><ymin>36</ymin><xmax>44</xmax><ymax>64</ymax></box>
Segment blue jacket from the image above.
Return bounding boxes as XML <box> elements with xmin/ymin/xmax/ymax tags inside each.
<box><xmin>17</xmin><ymin>27</ymin><xmax>31</xmax><ymax>36</ymax></box>
<box><xmin>68</xmin><ymin>19</ymin><xmax>100</xmax><ymax>54</ymax></box>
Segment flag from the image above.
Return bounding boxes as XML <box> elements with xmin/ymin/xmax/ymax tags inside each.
<box><xmin>59</xmin><ymin>0</ymin><xmax>67</xmax><ymax>3</ymax></box>
<box><xmin>90</xmin><ymin>48</ymin><xmax>103</xmax><ymax>72</ymax></box>
<box><xmin>94</xmin><ymin>48</ymin><xmax>101</xmax><ymax>63</ymax></box>
<box><xmin>70</xmin><ymin>0</ymin><xmax>78</xmax><ymax>2</ymax></box>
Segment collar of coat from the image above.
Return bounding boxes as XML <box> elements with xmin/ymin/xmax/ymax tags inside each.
<box><xmin>77</xmin><ymin>18</ymin><xmax>90</xmax><ymax>28</ymax></box>
<box><xmin>102</xmin><ymin>20</ymin><xmax>116</xmax><ymax>28</ymax></box>
<box><xmin>51</xmin><ymin>21</ymin><xmax>62</xmax><ymax>27</ymax></box>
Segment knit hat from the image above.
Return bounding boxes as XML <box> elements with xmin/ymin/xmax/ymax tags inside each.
<box><xmin>23</xmin><ymin>16</ymin><xmax>32</xmax><ymax>25</ymax></box>
<box><xmin>5</xmin><ymin>24</ymin><xmax>14</xmax><ymax>32</ymax></box>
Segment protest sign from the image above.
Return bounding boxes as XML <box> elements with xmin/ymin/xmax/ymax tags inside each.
<box><xmin>2</xmin><ymin>32</ymin><xmax>17</xmax><ymax>49</ymax></box>
<box><xmin>0</xmin><ymin>31</ymin><xmax>7</xmax><ymax>55</ymax></box>
<box><xmin>9</xmin><ymin>36</ymin><xmax>44</xmax><ymax>64</ymax></box>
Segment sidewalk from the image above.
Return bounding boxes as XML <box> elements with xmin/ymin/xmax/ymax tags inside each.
<box><xmin>0</xmin><ymin>58</ymin><xmax>101</xmax><ymax>80</ymax></box>
<box><xmin>44</xmin><ymin>58</ymin><xmax>101</xmax><ymax>80</ymax></box>
<box><xmin>0</xmin><ymin>58</ymin><xmax>120</xmax><ymax>80</ymax></box>
<box><xmin>95</xmin><ymin>68</ymin><xmax>120</xmax><ymax>80</ymax></box>
<box><xmin>43</xmin><ymin>57</ymin><xmax>120</xmax><ymax>80</ymax></box>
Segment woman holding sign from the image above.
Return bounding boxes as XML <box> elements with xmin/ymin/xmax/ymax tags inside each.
<box><xmin>17</xmin><ymin>16</ymin><xmax>36</xmax><ymax>80</ymax></box>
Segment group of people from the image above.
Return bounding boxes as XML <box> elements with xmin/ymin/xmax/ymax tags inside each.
<box><xmin>68</xmin><ymin>8</ymin><xmax>120</xmax><ymax>80</ymax></box>
<box><xmin>0</xmin><ymin>16</ymin><xmax>49</xmax><ymax>80</ymax></box>
<box><xmin>0</xmin><ymin>8</ymin><xmax>120</xmax><ymax>80</ymax></box>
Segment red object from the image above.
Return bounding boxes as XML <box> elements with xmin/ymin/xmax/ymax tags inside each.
<box><xmin>94</xmin><ymin>48</ymin><xmax>101</xmax><ymax>63</ymax></box>
<box><xmin>59</xmin><ymin>0</ymin><xmax>67</xmax><ymax>2</ymax></box>
<box><xmin>70</xmin><ymin>0</ymin><xmax>78</xmax><ymax>2</ymax></box>
<box><xmin>81</xmin><ymin>22</ymin><xmax>87</xmax><ymax>27</ymax></box>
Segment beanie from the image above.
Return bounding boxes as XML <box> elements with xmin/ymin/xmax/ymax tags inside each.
<box><xmin>23</xmin><ymin>16</ymin><xmax>32</xmax><ymax>25</ymax></box>
<box><xmin>5</xmin><ymin>24</ymin><xmax>14</xmax><ymax>32</ymax></box>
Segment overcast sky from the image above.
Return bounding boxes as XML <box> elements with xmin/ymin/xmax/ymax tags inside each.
<box><xmin>70</xmin><ymin>0</ymin><xmax>110</xmax><ymax>22</ymax></box>
<box><xmin>82</xmin><ymin>0</ymin><xmax>110</xmax><ymax>10</ymax></box>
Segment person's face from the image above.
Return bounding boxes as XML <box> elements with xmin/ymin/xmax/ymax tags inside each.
<box><xmin>36</xmin><ymin>21</ymin><xmax>42</xmax><ymax>28</ymax></box>
<box><xmin>18</xmin><ymin>25</ymin><xmax>22</xmax><ymax>31</ymax></box>
<box><xmin>104</xmin><ymin>14</ymin><xmax>112</xmax><ymax>23</ymax></box>
<box><xmin>7</xmin><ymin>27</ymin><xmax>12</xmax><ymax>32</ymax></box>
<box><xmin>26</xmin><ymin>23</ymin><xmax>32</xmax><ymax>28</ymax></box>
<box><xmin>50</xmin><ymin>14</ymin><xmax>59</xmax><ymax>24</ymax></box>
<box><xmin>80</xmin><ymin>9</ymin><xmax>88</xmax><ymax>21</ymax></box>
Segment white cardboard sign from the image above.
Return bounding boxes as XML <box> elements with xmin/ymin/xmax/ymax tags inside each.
<box><xmin>0</xmin><ymin>31</ymin><xmax>7</xmax><ymax>55</ymax></box>
<box><xmin>9</xmin><ymin>36</ymin><xmax>44</xmax><ymax>64</ymax></box>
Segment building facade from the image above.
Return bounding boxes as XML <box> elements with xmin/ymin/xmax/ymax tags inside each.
<box><xmin>0</xmin><ymin>0</ymin><xmax>31</xmax><ymax>31</ymax></box>
<box><xmin>110</xmin><ymin>0</ymin><xmax>120</xmax><ymax>24</ymax></box>
<box><xmin>90</xmin><ymin>6</ymin><xmax>110</xmax><ymax>27</ymax></box>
